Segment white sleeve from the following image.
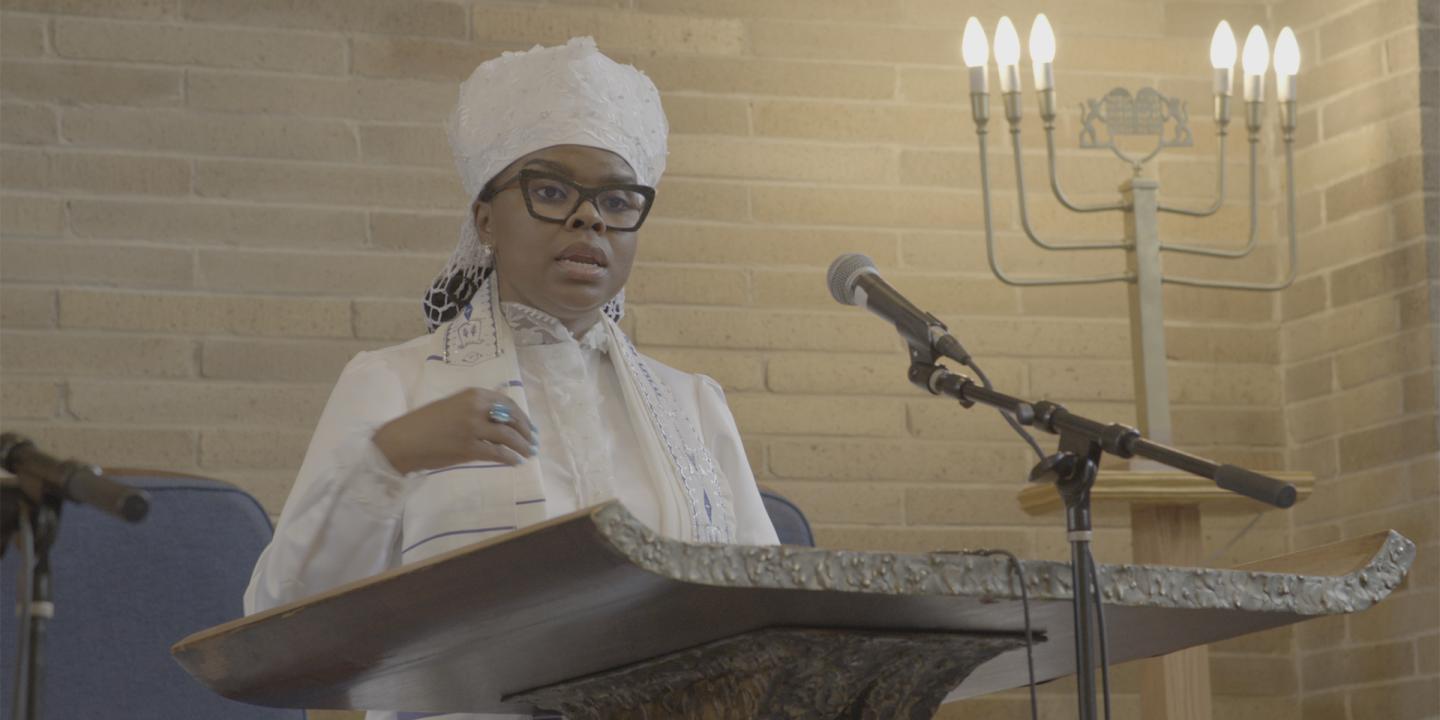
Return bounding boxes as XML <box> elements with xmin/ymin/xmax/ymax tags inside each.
<box><xmin>694</xmin><ymin>375</ymin><xmax>780</xmax><ymax>546</ymax></box>
<box><xmin>243</xmin><ymin>350</ymin><xmax>416</xmax><ymax>615</ymax></box>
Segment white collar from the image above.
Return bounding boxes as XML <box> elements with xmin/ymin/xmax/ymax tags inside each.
<box><xmin>500</xmin><ymin>302</ymin><xmax>609</xmax><ymax>353</ymax></box>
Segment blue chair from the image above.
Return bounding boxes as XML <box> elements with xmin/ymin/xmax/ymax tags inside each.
<box><xmin>0</xmin><ymin>474</ymin><xmax>304</xmax><ymax>720</ymax></box>
<box><xmin>759</xmin><ymin>488</ymin><xmax>815</xmax><ymax>547</ymax></box>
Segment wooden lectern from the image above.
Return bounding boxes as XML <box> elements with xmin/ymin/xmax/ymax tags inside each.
<box><xmin>173</xmin><ymin>501</ymin><xmax>1412</xmax><ymax>719</ymax></box>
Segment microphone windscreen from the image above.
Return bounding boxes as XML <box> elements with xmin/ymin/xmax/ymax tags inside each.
<box><xmin>827</xmin><ymin>253</ymin><xmax>876</xmax><ymax>306</ymax></box>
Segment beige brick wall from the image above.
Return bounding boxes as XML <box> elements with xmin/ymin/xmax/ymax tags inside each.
<box><xmin>1274</xmin><ymin>0</ymin><xmax>1440</xmax><ymax>718</ymax></box>
<box><xmin>0</xmin><ymin>1</ymin><xmax>1433</xmax><ymax>718</ymax></box>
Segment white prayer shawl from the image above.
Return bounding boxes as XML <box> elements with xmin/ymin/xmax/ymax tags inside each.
<box><xmin>402</xmin><ymin>276</ymin><xmax>736</xmax><ymax>563</ymax></box>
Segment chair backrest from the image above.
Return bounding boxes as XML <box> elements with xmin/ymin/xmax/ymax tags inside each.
<box><xmin>759</xmin><ymin>488</ymin><xmax>815</xmax><ymax>547</ymax></box>
<box><xmin>0</xmin><ymin>474</ymin><xmax>305</xmax><ymax>720</ymax></box>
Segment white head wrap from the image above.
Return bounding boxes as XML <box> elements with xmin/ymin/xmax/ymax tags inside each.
<box><xmin>423</xmin><ymin>37</ymin><xmax>669</xmax><ymax>332</ymax></box>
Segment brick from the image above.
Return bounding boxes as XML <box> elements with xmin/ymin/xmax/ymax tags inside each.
<box><xmin>1295</xmin><ymin>612</ymin><xmax>1347</xmax><ymax>652</ymax></box>
<box><xmin>767</xmin><ymin>352</ymin><xmax>947</xmax><ymax>396</ymax></box>
<box><xmin>756</xmin><ymin>269</ymin><xmax>1016</xmax><ymax>315</ymax></box>
<box><xmin>0</xmin><ymin>194</ymin><xmax>61</xmax><ymax>236</ymax></box>
<box><xmin>667</xmin><ymin>136</ymin><xmax>896</xmax><ymax>184</ymax></box>
<box><xmin>1029</xmin><ymin>359</ymin><xmax>1133</xmax><ymax>402</ymax></box>
<box><xmin>1209</xmin><ymin>696</ymin><xmax>1300</xmax><ymax>720</ymax></box>
<box><xmin>943</xmin><ymin>316</ymin><xmax>1131</xmax><ymax>359</ymax></box>
<box><xmin>50</xmin><ymin>151</ymin><xmax>190</xmax><ymax>196</ymax></box>
<box><xmin>1404</xmin><ymin>370</ymin><xmax>1436</xmax><ymax>414</ymax></box>
<box><xmin>1323</xmin><ymin>72</ymin><xmax>1424</xmax><ymax>140</ymax></box>
<box><xmin>1348</xmin><ymin>677</ymin><xmax>1438</xmax><ymax>720</ymax></box>
<box><xmin>1017</xmin><ymin>282</ymin><xmax>1129</xmax><ymax>319</ymax></box>
<box><xmin>624</xmin><ymin>264</ymin><xmax>748</xmax><ymax>306</ymax></box>
<box><xmin>196</xmin><ymin>159</ymin><xmax>463</xmax><ymax>210</ymax></box>
<box><xmin>663</xmin><ymin>97</ymin><xmax>750</xmax><ymax>136</ymax></box>
<box><xmin>200</xmin><ymin>428</ymin><xmax>310</xmax><ymax>470</ymax></box>
<box><xmin>812</xmin><ymin>525</ymin><xmax>1033</xmax><ymax>555</ymax></box>
<box><xmin>0</xmin><ymin>424</ymin><xmax>196</xmax><ymax>470</ymax></box>
<box><xmin>1</xmin><ymin>240</ymin><xmax>193</xmax><ymax>289</ymax></box>
<box><xmin>1210</xmin><ymin>625</ymin><xmax>1293</xmax><ymax>655</ymax></box>
<box><xmin>1386</xmin><ymin>30</ymin><xmax>1423</xmax><ymax>73</ymax></box>
<box><xmin>1</xmin><ymin>0</ymin><xmax>176</xmax><ymax>19</ymax></box>
<box><xmin>1209</xmin><ymin>655</ymin><xmax>1297</xmax><ymax>696</ymax></box>
<box><xmin>0</xmin><ymin>147</ymin><xmax>46</xmax><ymax>189</ymax></box>
<box><xmin>1281</xmin><ymin>275</ymin><xmax>1327</xmax><ymax>321</ymax></box>
<box><xmin>1333</xmin><ymin>376</ymin><xmax>1408</xmax><ymax>433</ymax></box>
<box><xmin>0</xmin><ymin>14</ymin><xmax>44</xmax><ymax>57</ymax></box>
<box><xmin>201</xmin><ymin>339</ymin><xmax>380</xmax><ymax>383</ymax></box>
<box><xmin>1285</xmin><ymin>356</ymin><xmax>1334</xmax><ymax>403</ymax></box>
<box><xmin>907</xmin><ymin>485</ymin><xmax>1129</xmax><ymax>528</ymax></box>
<box><xmin>0</xmin><ymin>102</ymin><xmax>56</xmax><ymax>144</ymax></box>
<box><xmin>647</xmin><ymin>178</ymin><xmax>748</xmax><ymax>222</ymax></box>
<box><xmin>1032</xmin><ymin>527</ymin><xmax>1135</xmax><ymax>563</ymax></box>
<box><xmin>53</xmin><ymin>18</ymin><xmax>346</xmax><ymax>74</ymax></box>
<box><xmin>1283</xmin><ymin>295</ymin><xmax>1401</xmax><ymax>363</ymax></box>
<box><xmin>1162</xmin><ymin>2</ymin><xmax>1267</xmax><ymax>38</ymax></box>
<box><xmin>68</xmin><ymin>199</ymin><xmax>368</xmax><ymax>249</ymax></box>
<box><xmin>1420</xmin><ymin>633</ymin><xmax>1439</xmax><ymax>675</ymax></box>
<box><xmin>752</xmin><ymin>185</ymin><xmax>981</xmax><ymax>230</ymax></box>
<box><xmin>899</xmin><ymin>230</ymin><xmax>1128</xmax><ymax>277</ymax></box>
<box><xmin>187</xmin><ymin>70</ymin><xmax>454</xmax><ymax>123</ymax></box>
<box><xmin>899</xmin><ymin>0</ymin><xmax>1163</xmax><ymax>36</ymax></box>
<box><xmin>59</xmin><ymin>289</ymin><xmax>352</xmax><ymax>338</ymax></box>
<box><xmin>1350</xmin><ymin>590</ymin><xmax>1440</xmax><ymax>643</ymax></box>
<box><xmin>1299</xmin><ymin>204</ymin><xmax>1392</xmax><ymax>276</ymax></box>
<box><xmin>637</xmin><ymin>0</ymin><xmax>897</xmax><ymax>22</ymax></box>
<box><xmin>0</xmin><ymin>60</ymin><xmax>181</xmax><ymax>106</ymax></box>
<box><xmin>0</xmin><ymin>378</ymin><xmax>59</xmax><ymax>419</ymax></box>
<box><xmin>68</xmin><ymin>379</ymin><xmax>329</xmax><ymax>427</ymax></box>
<box><xmin>351</xmin><ymin>36</ymin><xmax>499</xmax><ymax>81</ymax></box>
<box><xmin>1332</xmin><ymin>244</ymin><xmax>1430</xmax><ymax>308</ymax></box>
<box><xmin>1298</xmin><ymin>691</ymin><xmax>1346</xmax><ymax>720</ymax></box>
<box><xmin>1326</xmin><ymin>155</ymin><xmax>1426</xmax><ymax>223</ymax></box>
<box><xmin>769</xmin><ymin>438</ymin><xmax>1028</xmax><ymax>483</ymax></box>
<box><xmin>754</xmin><ymin>99</ymin><xmax>968</xmax><ymax>145</ymax></box>
<box><xmin>638</xmin><ymin>348</ymin><xmax>763</xmax><ymax>392</ymax></box>
<box><xmin>358</xmin><ymin>124</ymin><xmax>450</xmax><ymax>168</ymax></box>
<box><xmin>1171</xmin><ymin>364</ymin><xmax>1281</xmax><ymax>406</ymax></box>
<box><xmin>908</xmin><ymin>394</ymin><xmax>1083</xmax><ymax>444</ymax></box>
<box><xmin>728</xmin><ymin>394</ymin><xmax>908</xmax><ymax>437</ymax></box>
<box><xmin>762</xmin><ymin>480</ymin><xmax>904</xmax><ymax>524</ymax></box>
<box><xmin>369</xmin><ymin>210</ymin><xmax>464</xmax><ymax>253</ymax></box>
<box><xmin>1339</xmin><ymin>415</ymin><xmax>1440</xmax><ymax>473</ymax></box>
<box><xmin>1318</xmin><ymin>0</ymin><xmax>1416</xmax><ymax>59</ymax></box>
<box><xmin>750</xmin><ymin>20</ymin><xmax>962</xmax><ymax>65</ymax></box>
<box><xmin>353</xmin><ymin>299</ymin><xmax>426</xmax><ymax>341</ymax></box>
<box><xmin>1303</xmin><ymin>42</ymin><xmax>1386</xmax><ymax>105</ymax></box>
<box><xmin>1</xmin><ymin>330</ymin><xmax>193</xmax><ymax>378</ymax></box>
<box><xmin>196</xmin><ymin>249</ymin><xmax>437</xmax><ymax>298</ymax></box>
<box><xmin>183</xmin><ymin>0</ymin><xmax>466</xmax><ymax>38</ymax></box>
<box><xmin>636</xmin><ymin>55</ymin><xmax>895</xmax><ymax>100</ymax></box>
<box><xmin>473</xmin><ymin>5</ymin><xmax>744</xmax><ymax>55</ymax></box>
<box><xmin>1394</xmin><ymin>193</ymin><xmax>1436</xmax><ymax>242</ymax></box>
<box><xmin>634</xmin><ymin>306</ymin><xmax>901</xmax><ymax>352</ymax></box>
<box><xmin>637</xmin><ymin>221</ymin><xmax>900</xmax><ymax>267</ymax></box>
<box><xmin>0</xmin><ymin>286</ymin><xmax>54</xmax><ymax>329</ymax></box>
<box><xmin>1173</xmin><ymin>407</ymin><xmax>1284</xmax><ymax>446</ymax></box>
<box><xmin>1342</xmin><ymin>498</ymin><xmax>1440</xmax><ymax>546</ymax></box>
<box><xmin>63</xmin><ymin>108</ymin><xmax>357</xmax><ymax>162</ymax></box>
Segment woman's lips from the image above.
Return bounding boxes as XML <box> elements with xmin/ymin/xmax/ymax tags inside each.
<box><xmin>554</xmin><ymin>256</ymin><xmax>607</xmax><ymax>281</ymax></box>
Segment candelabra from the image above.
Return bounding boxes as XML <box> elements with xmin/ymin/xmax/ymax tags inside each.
<box><xmin>963</xmin><ymin>16</ymin><xmax>1302</xmax><ymax>448</ymax></box>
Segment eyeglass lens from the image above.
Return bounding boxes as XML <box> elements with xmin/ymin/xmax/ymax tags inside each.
<box><xmin>524</xmin><ymin>176</ymin><xmax>648</xmax><ymax>229</ymax></box>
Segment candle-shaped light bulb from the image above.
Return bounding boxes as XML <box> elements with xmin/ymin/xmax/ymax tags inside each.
<box><xmin>1242</xmin><ymin>25</ymin><xmax>1269</xmax><ymax>101</ymax></box>
<box><xmin>994</xmin><ymin>16</ymin><xmax>1022</xmax><ymax>93</ymax></box>
<box><xmin>1210</xmin><ymin>20</ymin><xmax>1237</xmax><ymax>69</ymax></box>
<box><xmin>1274</xmin><ymin>26</ymin><xmax>1300</xmax><ymax>101</ymax></box>
<box><xmin>1029</xmin><ymin>13</ymin><xmax>1055</xmax><ymax>91</ymax></box>
<box><xmin>994</xmin><ymin>17</ymin><xmax>1021</xmax><ymax>67</ymax></box>
<box><xmin>962</xmin><ymin>17</ymin><xmax>989</xmax><ymax>68</ymax></box>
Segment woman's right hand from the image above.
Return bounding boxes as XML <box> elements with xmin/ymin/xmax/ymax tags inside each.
<box><xmin>372</xmin><ymin>388</ymin><xmax>539</xmax><ymax>475</ymax></box>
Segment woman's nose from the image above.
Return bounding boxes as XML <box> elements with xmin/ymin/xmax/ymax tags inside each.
<box><xmin>567</xmin><ymin>200</ymin><xmax>607</xmax><ymax>232</ymax></box>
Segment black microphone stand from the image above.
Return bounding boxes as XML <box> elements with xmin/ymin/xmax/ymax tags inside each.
<box><xmin>902</xmin><ymin>354</ymin><xmax>1296</xmax><ymax>720</ymax></box>
<box><xmin>1</xmin><ymin>434</ymin><xmax>151</xmax><ymax>720</ymax></box>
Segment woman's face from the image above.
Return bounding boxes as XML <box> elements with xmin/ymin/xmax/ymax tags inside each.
<box><xmin>474</xmin><ymin>145</ymin><xmax>642</xmax><ymax>329</ymax></box>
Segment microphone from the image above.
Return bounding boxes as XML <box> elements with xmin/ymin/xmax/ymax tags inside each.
<box><xmin>827</xmin><ymin>253</ymin><xmax>971</xmax><ymax>364</ymax></box>
<box><xmin>0</xmin><ymin>433</ymin><xmax>149</xmax><ymax>522</ymax></box>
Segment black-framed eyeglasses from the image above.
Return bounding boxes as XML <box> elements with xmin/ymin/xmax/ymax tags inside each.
<box><xmin>481</xmin><ymin>169</ymin><xmax>656</xmax><ymax>232</ymax></box>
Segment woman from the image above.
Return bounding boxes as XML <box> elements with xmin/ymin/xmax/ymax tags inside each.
<box><xmin>243</xmin><ymin>38</ymin><xmax>780</xmax><ymax>716</ymax></box>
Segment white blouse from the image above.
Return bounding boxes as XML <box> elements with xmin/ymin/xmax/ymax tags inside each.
<box><xmin>243</xmin><ymin>304</ymin><xmax>778</xmax><ymax>720</ymax></box>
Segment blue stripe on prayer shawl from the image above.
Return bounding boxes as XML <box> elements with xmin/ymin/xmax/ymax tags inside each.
<box><xmin>515</xmin><ymin>498</ymin><xmax>545</xmax><ymax>505</ymax></box>
<box><xmin>424</xmin><ymin>354</ymin><xmax>443</xmax><ymax>362</ymax></box>
<box><xmin>424</xmin><ymin>463</ymin><xmax>506</xmax><ymax>476</ymax></box>
<box><xmin>401</xmin><ymin>526</ymin><xmax>516</xmax><ymax>554</ymax></box>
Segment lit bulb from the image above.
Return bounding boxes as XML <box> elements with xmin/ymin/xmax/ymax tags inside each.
<box><xmin>1209</xmin><ymin>20</ymin><xmax>1236</xmax><ymax>69</ymax></box>
<box><xmin>994</xmin><ymin>16</ymin><xmax>1021</xmax><ymax>67</ymax></box>
<box><xmin>1274</xmin><ymin>27</ymin><xmax>1300</xmax><ymax>76</ymax></box>
<box><xmin>1029</xmin><ymin>14</ymin><xmax>1055</xmax><ymax>64</ymax></box>
<box><xmin>1242</xmin><ymin>25</ymin><xmax>1269</xmax><ymax>76</ymax></box>
<box><xmin>962</xmin><ymin>17</ymin><xmax>989</xmax><ymax>68</ymax></box>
